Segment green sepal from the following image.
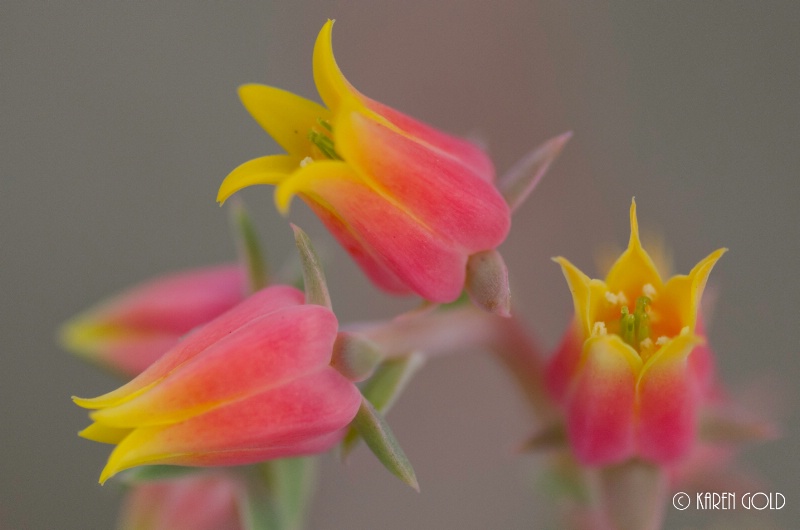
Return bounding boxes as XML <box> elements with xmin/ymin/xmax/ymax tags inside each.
<box><xmin>331</xmin><ymin>332</ymin><xmax>384</xmax><ymax>382</ymax></box>
<box><xmin>499</xmin><ymin>131</ymin><xmax>572</xmax><ymax>213</ymax></box>
<box><xmin>351</xmin><ymin>396</ymin><xmax>419</xmax><ymax>492</ymax></box>
<box><xmin>229</xmin><ymin>199</ymin><xmax>268</xmax><ymax>293</ymax></box>
<box><xmin>341</xmin><ymin>353</ymin><xmax>424</xmax><ymax>457</ymax></box>
<box><xmin>291</xmin><ymin>224</ymin><xmax>332</xmax><ymax>309</ymax></box>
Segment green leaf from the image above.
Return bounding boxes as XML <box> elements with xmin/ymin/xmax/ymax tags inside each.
<box><xmin>229</xmin><ymin>199</ymin><xmax>268</xmax><ymax>293</ymax></box>
<box><xmin>291</xmin><ymin>224</ymin><xmax>331</xmax><ymax>309</ymax></box>
<box><xmin>499</xmin><ymin>132</ymin><xmax>572</xmax><ymax>213</ymax></box>
<box><xmin>352</xmin><ymin>397</ymin><xmax>419</xmax><ymax>491</ymax></box>
<box><xmin>341</xmin><ymin>353</ymin><xmax>424</xmax><ymax>457</ymax></box>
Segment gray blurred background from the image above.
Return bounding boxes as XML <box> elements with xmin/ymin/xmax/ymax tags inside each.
<box><xmin>2</xmin><ymin>1</ymin><xmax>798</xmax><ymax>528</ymax></box>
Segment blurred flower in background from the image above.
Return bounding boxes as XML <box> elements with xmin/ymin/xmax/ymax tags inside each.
<box><xmin>60</xmin><ymin>265</ymin><xmax>246</xmax><ymax>378</ymax></box>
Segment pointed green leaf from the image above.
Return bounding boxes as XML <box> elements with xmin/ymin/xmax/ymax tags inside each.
<box><xmin>352</xmin><ymin>397</ymin><xmax>419</xmax><ymax>491</ymax></box>
<box><xmin>229</xmin><ymin>199</ymin><xmax>268</xmax><ymax>293</ymax></box>
<box><xmin>499</xmin><ymin>131</ymin><xmax>572</xmax><ymax>213</ymax></box>
<box><xmin>342</xmin><ymin>353</ymin><xmax>425</xmax><ymax>457</ymax></box>
<box><xmin>291</xmin><ymin>224</ymin><xmax>331</xmax><ymax>309</ymax></box>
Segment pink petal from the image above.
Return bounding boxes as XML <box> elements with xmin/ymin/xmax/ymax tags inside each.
<box><xmin>637</xmin><ymin>350</ymin><xmax>701</xmax><ymax>464</ymax></box>
<box><xmin>566</xmin><ymin>336</ymin><xmax>640</xmax><ymax>465</ymax></box>
<box><xmin>97</xmin><ymin>265</ymin><xmax>246</xmax><ymax>333</ymax></box>
<box><xmin>336</xmin><ymin>108</ymin><xmax>510</xmax><ymax>252</ymax></box>
<box><xmin>299</xmin><ymin>174</ymin><xmax>468</xmax><ymax>302</ymax></box>
<box><xmin>104</xmin><ymin>368</ymin><xmax>361</xmax><ymax>474</ymax></box>
<box><xmin>92</xmin><ymin>305</ymin><xmax>338</xmax><ymax>427</ymax></box>
<box><xmin>358</xmin><ymin>97</ymin><xmax>496</xmax><ymax>183</ymax></box>
<box><xmin>545</xmin><ymin>323</ymin><xmax>584</xmax><ymax>403</ymax></box>
<box><xmin>82</xmin><ymin>285</ymin><xmax>304</xmax><ymax>408</ymax></box>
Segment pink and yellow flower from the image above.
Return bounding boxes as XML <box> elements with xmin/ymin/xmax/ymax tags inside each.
<box><xmin>74</xmin><ymin>285</ymin><xmax>362</xmax><ymax>483</ymax></box>
<box><xmin>60</xmin><ymin>265</ymin><xmax>246</xmax><ymax>377</ymax></box>
<box><xmin>546</xmin><ymin>200</ymin><xmax>726</xmax><ymax>466</ymax></box>
<box><xmin>217</xmin><ymin>20</ymin><xmax>510</xmax><ymax>303</ymax></box>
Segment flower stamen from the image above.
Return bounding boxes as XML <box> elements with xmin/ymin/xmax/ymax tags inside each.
<box><xmin>619</xmin><ymin>296</ymin><xmax>651</xmax><ymax>350</ymax></box>
<box><xmin>308</xmin><ymin>130</ymin><xmax>342</xmax><ymax>160</ymax></box>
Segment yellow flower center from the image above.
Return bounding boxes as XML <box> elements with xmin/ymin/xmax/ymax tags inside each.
<box><xmin>595</xmin><ymin>284</ymin><xmax>682</xmax><ymax>362</ymax></box>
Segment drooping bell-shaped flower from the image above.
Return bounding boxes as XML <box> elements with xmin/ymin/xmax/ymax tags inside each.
<box><xmin>546</xmin><ymin>200</ymin><xmax>726</xmax><ymax>466</ymax></box>
<box><xmin>218</xmin><ymin>20</ymin><xmax>511</xmax><ymax>303</ymax></box>
<box><xmin>60</xmin><ymin>265</ymin><xmax>246</xmax><ymax>377</ymax></box>
<box><xmin>74</xmin><ymin>285</ymin><xmax>362</xmax><ymax>483</ymax></box>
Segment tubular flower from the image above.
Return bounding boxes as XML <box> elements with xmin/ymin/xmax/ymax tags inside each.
<box><xmin>74</xmin><ymin>285</ymin><xmax>362</xmax><ymax>483</ymax></box>
<box><xmin>118</xmin><ymin>473</ymin><xmax>245</xmax><ymax>530</ymax></box>
<box><xmin>217</xmin><ymin>20</ymin><xmax>511</xmax><ymax>302</ymax></box>
<box><xmin>546</xmin><ymin>200</ymin><xmax>726</xmax><ymax>466</ymax></box>
<box><xmin>60</xmin><ymin>265</ymin><xmax>246</xmax><ymax>377</ymax></box>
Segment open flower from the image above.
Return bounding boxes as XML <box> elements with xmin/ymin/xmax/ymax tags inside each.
<box><xmin>74</xmin><ymin>285</ymin><xmax>362</xmax><ymax>483</ymax></box>
<box><xmin>218</xmin><ymin>20</ymin><xmax>510</xmax><ymax>302</ymax></box>
<box><xmin>60</xmin><ymin>265</ymin><xmax>246</xmax><ymax>377</ymax></box>
<box><xmin>546</xmin><ymin>200</ymin><xmax>726</xmax><ymax>466</ymax></box>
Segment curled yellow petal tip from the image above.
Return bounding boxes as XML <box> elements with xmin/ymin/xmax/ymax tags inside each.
<box><xmin>273</xmin><ymin>186</ymin><xmax>294</xmax><ymax>216</ymax></box>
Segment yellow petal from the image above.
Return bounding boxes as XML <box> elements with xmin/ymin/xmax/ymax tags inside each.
<box><xmin>660</xmin><ymin>248</ymin><xmax>727</xmax><ymax>333</ymax></box>
<box><xmin>238</xmin><ymin>84</ymin><xmax>331</xmax><ymax>156</ymax></box>
<box><xmin>72</xmin><ymin>379</ymin><xmax>160</xmax><ymax>410</ymax></box>
<box><xmin>78</xmin><ymin>423</ymin><xmax>132</xmax><ymax>444</ymax></box>
<box><xmin>637</xmin><ymin>331</ymin><xmax>703</xmax><ymax>385</ymax></box>
<box><xmin>217</xmin><ymin>155</ymin><xmax>298</xmax><ymax>204</ymax></box>
<box><xmin>553</xmin><ymin>257</ymin><xmax>608</xmax><ymax>337</ymax></box>
<box><xmin>98</xmin><ymin>427</ymin><xmax>173</xmax><ymax>484</ymax></box>
<box><xmin>312</xmin><ymin>20</ymin><xmax>358</xmax><ymax>110</ymax></box>
<box><xmin>273</xmin><ymin>159</ymin><xmax>359</xmax><ymax>215</ymax></box>
<box><xmin>605</xmin><ymin>199</ymin><xmax>664</xmax><ymax>296</ymax></box>
<box><xmin>579</xmin><ymin>334</ymin><xmax>643</xmax><ymax>375</ymax></box>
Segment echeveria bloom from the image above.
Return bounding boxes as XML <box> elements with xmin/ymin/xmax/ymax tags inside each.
<box><xmin>218</xmin><ymin>20</ymin><xmax>511</xmax><ymax>302</ymax></box>
<box><xmin>74</xmin><ymin>285</ymin><xmax>362</xmax><ymax>483</ymax></box>
<box><xmin>61</xmin><ymin>265</ymin><xmax>246</xmax><ymax>377</ymax></box>
<box><xmin>118</xmin><ymin>473</ymin><xmax>244</xmax><ymax>530</ymax></box>
<box><xmin>546</xmin><ymin>200</ymin><xmax>726</xmax><ymax>466</ymax></box>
